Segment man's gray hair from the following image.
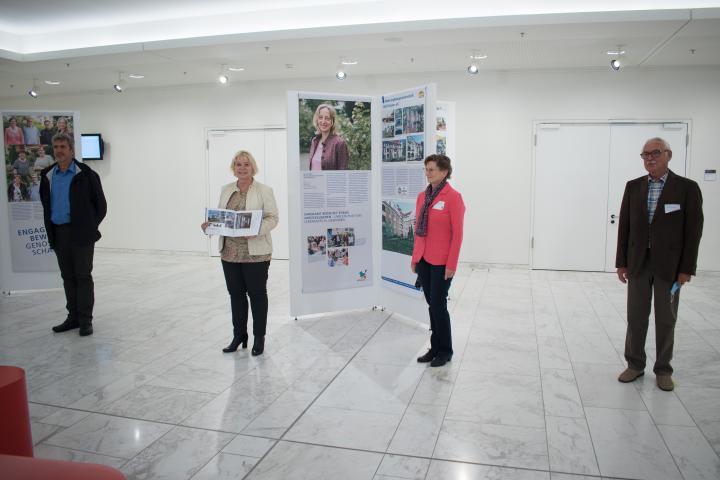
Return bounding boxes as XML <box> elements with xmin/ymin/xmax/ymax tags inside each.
<box><xmin>52</xmin><ymin>132</ymin><xmax>74</xmax><ymax>150</ymax></box>
<box><xmin>646</xmin><ymin>137</ymin><xmax>671</xmax><ymax>152</ymax></box>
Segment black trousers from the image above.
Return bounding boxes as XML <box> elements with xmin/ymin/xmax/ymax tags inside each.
<box><xmin>221</xmin><ymin>260</ymin><xmax>270</xmax><ymax>337</ymax></box>
<box><xmin>53</xmin><ymin>224</ymin><xmax>95</xmax><ymax>326</ymax></box>
<box><xmin>416</xmin><ymin>257</ymin><xmax>454</xmax><ymax>356</ymax></box>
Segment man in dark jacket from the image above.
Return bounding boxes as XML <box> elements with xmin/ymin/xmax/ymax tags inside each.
<box><xmin>40</xmin><ymin>132</ymin><xmax>107</xmax><ymax>336</ymax></box>
<box><xmin>615</xmin><ymin>137</ymin><xmax>703</xmax><ymax>391</ymax></box>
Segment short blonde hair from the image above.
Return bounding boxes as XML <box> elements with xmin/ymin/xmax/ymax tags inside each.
<box><xmin>313</xmin><ymin>103</ymin><xmax>338</xmax><ymax>136</ymax></box>
<box><xmin>229</xmin><ymin>150</ymin><xmax>259</xmax><ymax>176</ymax></box>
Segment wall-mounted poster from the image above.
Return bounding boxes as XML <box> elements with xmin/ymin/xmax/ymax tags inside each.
<box><xmin>2</xmin><ymin>111</ymin><xmax>78</xmax><ymax>273</ymax></box>
<box><xmin>297</xmin><ymin>96</ymin><xmax>373</xmax><ymax>293</ymax></box>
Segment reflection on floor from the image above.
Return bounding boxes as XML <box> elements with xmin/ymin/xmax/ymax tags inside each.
<box><xmin>2</xmin><ymin>250</ymin><xmax>720</xmax><ymax>480</ymax></box>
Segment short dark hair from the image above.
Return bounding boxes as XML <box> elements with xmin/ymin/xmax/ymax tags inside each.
<box><xmin>52</xmin><ymin>132</ymin><xmax>74</xmax><ymax>150</ymax></box>
<box><xmin>424</xmin><ymin>154</ymin><xmax>452</xmax><ymax>179</ymax></box>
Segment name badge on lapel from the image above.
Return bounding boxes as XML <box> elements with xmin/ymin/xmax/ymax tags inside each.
<box><xmin>664</xmin><ymin>204</ymin><xmax>681</xmax><ymax>213</ymax></box>
<box><xmin>432</xmin><ymin>201</ymin><xmax>445</xmax><ymax>210</ymax></box>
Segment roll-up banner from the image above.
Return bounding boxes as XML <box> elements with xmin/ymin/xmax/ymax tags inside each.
<box><xmin>2</xmin><ymin>111</ymin><xmax>80</xmax><ymax>292</ymax></box>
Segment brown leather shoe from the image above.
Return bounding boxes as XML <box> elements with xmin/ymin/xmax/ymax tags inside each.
<box><xmin>656</xmin><ymin>375</ymin><xmax>674</xmax><ymax>391</ymax></box>
<box><xmin>618</xmin><ymin>368</ymin><xmax>644</xmax><ymax>383</ymax></box>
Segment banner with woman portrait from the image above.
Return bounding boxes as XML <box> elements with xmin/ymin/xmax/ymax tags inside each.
<box><xmin>2</xmin><ymin>111</ymin><xmax>78</xmax><ymax>278</ymax></box>
<box><xmin>287</xmin><ymin>92</ymin><xmax>378</xmax><ymax>316</ymax></box>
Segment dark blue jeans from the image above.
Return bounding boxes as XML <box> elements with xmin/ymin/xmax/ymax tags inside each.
<box><xmin>416</xmin><ymin>257</ymin><xmax>453</xmax><ymax>356</ymax></box>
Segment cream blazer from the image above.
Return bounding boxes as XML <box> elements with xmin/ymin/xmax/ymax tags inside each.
<box><xmin>217</xmin><ymin>179</ymin><xmax>279</xmax><ymax>256</ymax></box>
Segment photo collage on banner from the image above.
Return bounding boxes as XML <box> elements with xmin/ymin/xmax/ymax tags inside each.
<box><xmin>3</xmin><ymin>112</ymin><xmax>75</xmax><ymax>272</ymax></box>
<box><xmin>298</xmin><ymin>96</ymin><xmax>373</xmax><ymax>293</ymax></box>
<box><xmin>380</xmin><ymin>88</ymin><xmax>429</xmax><ymax>291</ymax></box>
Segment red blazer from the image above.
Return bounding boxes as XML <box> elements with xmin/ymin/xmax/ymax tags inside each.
<box><xmin>412</xmin><ymin>183</ymin><xmax>465</xmax><ymax>272</ymax></box>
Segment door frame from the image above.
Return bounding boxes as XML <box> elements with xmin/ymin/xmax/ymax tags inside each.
<box><xmin>204</xmin><ymin>124</ymin><xmax>286</xmax><ymax>257</ymax></box>
<box><xmin>529</xmin><ymin>118</ymin><xmax>692</xmax><ymax>271</ymax></box>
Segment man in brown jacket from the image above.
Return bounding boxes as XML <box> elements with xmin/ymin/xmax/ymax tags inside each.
<box><xmin>615</xmin><ymin>137</ymin><xmax>703</xmax><ymax>391</ymax></box>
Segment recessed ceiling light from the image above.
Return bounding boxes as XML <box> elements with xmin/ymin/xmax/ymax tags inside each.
<box><xmin>467</xmin><ymin>64</ymin><xmax>479</xmax><ymax>75</ymax></box>
<box><xmin>228</xmin><ymin>66</ymin><xmax>245</xmax><ymax>72</ymax></box>
<box><xmin>44</xmin><ymin>80</ymin><xmax>60</xmax><ymax>85</ymax></box>
<box><xmin>128</xmin><ymin>73</ymin><xmax>145</xmax><ymax>79</ymax></box>
<box><xmin>341</xmin><ymin>59</ymin><xmax>358</xmax><ymax>65</ymax></box>
<box><xmin>469</xmin><ymin>54</ymin><xmax>487</xmax><ymax>60</ymax></box>
<box><xmin>336</xmin><ymin>69</ymin><xmax>347</xmax><ymax>80</ymax></box>
<box><xmin>606</xmin><ymin>50</ymin><xmax>626</xmax><ymax>56</ymax></box>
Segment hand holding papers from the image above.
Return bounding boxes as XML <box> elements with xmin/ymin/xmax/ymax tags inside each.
<box><xmin>205</xmin><ymin>208</ymin><xmax>262</xmax><ymax>237</ymax></box>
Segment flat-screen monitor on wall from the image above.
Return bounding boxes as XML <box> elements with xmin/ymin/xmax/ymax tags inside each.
<box><xmin>81</xmin><ymin>133</ymin><xmax>104</xmax><ymax>160</ymax></box>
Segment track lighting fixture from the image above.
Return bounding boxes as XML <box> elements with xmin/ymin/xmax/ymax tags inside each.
<box><xmin>218</xmin><ymin>64</ymin><xmax>229</xmax><ymax>84</ymax></box>
<box><xmin>607</xmin><ymin>46</ymin><xmax>625</xmax><ymax>72</ymax></box>
<box><xmin>113</xmin><ymin>72</ymin><xmax>125</xmax><ymax>92</ymax></box>
<box><xmin>467</xmin><ymin>51</ymin><xmax>485</xmax><ymax>75</ymax></box>
<box><xmin>28</xmin><ymin>79</ymin><xmax>39</xmax><ymax>98</ymax></box>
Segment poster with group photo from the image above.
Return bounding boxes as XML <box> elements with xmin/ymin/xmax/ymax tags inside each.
<box><xmin>298</xmin><ymin>95</ymin><xmax>373</xmax><ymax>293</ymax></box>
<box><xmin>3</xmin><ymin>111</ymin><xmax>77</xmax><ymax>272</ymax></box>
<box><xmin>380</xmin><ymin>88</ymin><xmax>430</xmax><ymax>292</ymax></box>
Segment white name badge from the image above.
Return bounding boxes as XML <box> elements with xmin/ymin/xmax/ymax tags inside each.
<box><xmin>665</xmin><ymin>204</ymin><xmax>681</xmax><ymax>213</ymax></box>
<box><xmin>432</xmin><ymin>201</ymin><xmax>445</xmax><ymax>210</ymax></box>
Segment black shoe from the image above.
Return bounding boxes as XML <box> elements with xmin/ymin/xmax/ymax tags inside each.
<box><xmin>417</xmin><ymin>349</ymin><xmax>435</xmax><ymax>363</ymax></box>
<box><xmin>78</xmin><ymin>325</ymin><xmax>94</xmax><ymax>336</ymax></box>
<box><xmin>52</xmin><ymin>320</ymin><xmax>79</xmax><ymax>333</ymax></box>
<box><xmin>430</xmin><ymin>354</ymin><xmax>452</xmax><ymax>367</ymax></box>
<box><xmin>251</xmin><ymin>336</ymin><xmax>265</xmax><ymax>356</ymax></box>
<box><xmin>222</xmin><ymin>335</ymin><xmax>248</xmax><ymax>353</ymax></box>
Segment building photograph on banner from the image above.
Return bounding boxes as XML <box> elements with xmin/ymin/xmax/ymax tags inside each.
<box><xmin>3</xmin><ymin>112</ymin><xmax>76</xmax><ymax>272</ymax></box>
<box><xmin>380</xmin><ymin>88</ymin><xmax>429</xmax><ymax>292</ymax></box>
<box><xmin>298</xmin><ymin>95</ymin><xmax>373</xmax><ymax>293</ymax></box>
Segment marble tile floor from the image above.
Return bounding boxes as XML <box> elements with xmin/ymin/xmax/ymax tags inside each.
<box><xmin>2</xmin><ymin>250</ymin><xmax>720</xmax><ymax>480</ymax></box>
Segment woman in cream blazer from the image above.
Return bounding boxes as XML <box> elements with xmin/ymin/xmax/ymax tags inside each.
<box><xmin>202</xmin><ymin>150</ymin><xmax>279</xmax><ymax>355</ymax></box>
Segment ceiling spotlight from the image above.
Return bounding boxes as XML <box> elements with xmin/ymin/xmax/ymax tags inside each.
<box><xmin>336</xmin><ymin>69</ymin><xmax>347</xmax><ymax>80</ymax></box>
<box><xmin>113</xmin><ymin>72</ymin><xmax>125</xmax><ymax>92</ymax></box>
<box><xmin>128</xmin><ymin>73</ymin><xmax>145</xmax><ymax>79</ymax></box>
<box><xmin>467</xmin><ymin>64</ymin><xmax>479</xmax><ymax>75</ymax></box>
<box><xmin>28</xmin><ymin>79</ymin><xmax>39</xmax><ymax>98</ymax></box>
<box><xmin>218</xmin><ymin>64</ymin><xmax>229</xmax><ymax>84</ymax></box>
<box><xmin>607</xmin><ymin>45</ymin><xmax>625</xmax><ymax>72</ymax></box>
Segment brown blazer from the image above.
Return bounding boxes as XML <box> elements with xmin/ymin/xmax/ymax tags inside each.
<box><xmin>308</xmin><ymin>134</ymin><xmax>349</xmax><ymax>170</ymax></box>
<box><xmin>615</xmin><ymin>169</ymin><xmax>703</xmax><ymax>282</ymax></box>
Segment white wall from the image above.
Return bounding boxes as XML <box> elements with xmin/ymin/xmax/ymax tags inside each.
<box><xmin>2</xmin><ymin>66</ymin><xmax>718</xmax><ymax>270</ymax></box>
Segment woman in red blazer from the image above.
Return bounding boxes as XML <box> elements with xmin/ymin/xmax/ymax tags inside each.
<box><xmin>411</xmin><ymin>154</ymin><xmax>465</xmax><ymax>367</ymax></box>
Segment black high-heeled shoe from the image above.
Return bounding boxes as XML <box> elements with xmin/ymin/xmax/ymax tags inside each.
<box><xmin>222</xmin><ymin>335</ymin><xmax>248</xmax><ymax>353</ymax></box>
<box><xmin>251</xmin><ymin>336</ymin><xmax>265</xmax><ymax>356</ymax></box>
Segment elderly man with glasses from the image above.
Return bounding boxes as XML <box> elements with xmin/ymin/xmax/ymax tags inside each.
<box><xmin>615</xmin><ymin>137</ymin><xmax>703</xmax><ymax>391</ymax></box>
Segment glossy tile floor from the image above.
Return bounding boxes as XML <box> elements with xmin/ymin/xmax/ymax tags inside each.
<box><xmin>2</xmin><ymin>250</ymin><xmax>720</xmax><ymax>480</ymax></box>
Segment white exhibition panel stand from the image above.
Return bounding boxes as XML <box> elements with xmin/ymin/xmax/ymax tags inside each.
<box><xmin>288</xmin><ymin>86</ymin><xmax>440</xmax><ymax>322</ymax></box>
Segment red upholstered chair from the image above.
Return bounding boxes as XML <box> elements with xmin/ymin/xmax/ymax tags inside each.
<box><xmin>0</xmin><ymin>454</ymin><xmax>127</xmax><ymax>480</ymax></box>
<box><xmin>0</xmin><ymin>366</ymin><xmax>33</xmax><ymax>457</ymax></box>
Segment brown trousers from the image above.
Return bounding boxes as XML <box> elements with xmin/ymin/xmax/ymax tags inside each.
<box><xmin>625</xmin><ymin>250</ymin><xmax>680</xmax><ymax>375</ymax></box>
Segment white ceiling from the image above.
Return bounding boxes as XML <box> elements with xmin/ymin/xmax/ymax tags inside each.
<box><xmin>1</xmin><ymin>1</ymin><xmax>719</xmax><ymax>98</ymax></box>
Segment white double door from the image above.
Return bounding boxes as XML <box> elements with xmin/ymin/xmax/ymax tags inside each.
<box><xmin>206</xmin><ymin>128</ymin><xmax>288</xmax><ymax>259</ymax></box>
<box><xmin>532</xmin><ymin>122</ymin><xmax>688</xmax><ymax>272</ymax></box>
